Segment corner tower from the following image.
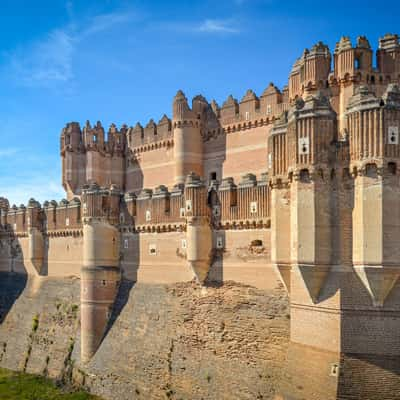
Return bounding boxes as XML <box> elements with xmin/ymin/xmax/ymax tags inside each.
<box><xmin>347</xmin><ymin>84</ymin><xmax>400</xmax><ymax>306</ymax></box>
<box><xmin>80</xmin><ymin>183</ymin><xmax>121</xmax><ymax>363</ymax></box>
<box><xmin>173</xmin><ymin>91</ymin><xmax>204</xmax><ymax>184</ymax></box>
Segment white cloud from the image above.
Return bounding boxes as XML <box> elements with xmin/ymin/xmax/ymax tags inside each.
<box><xmin>81</xmin><ymin>11</ymin><xmax>136</xmax><ymax>37</ymax></box>
<box><xmin>198</xmin><ymin>19</ymin><xmax>240</xmax><ymax>34</ymax></box>
<box><xmin>4</xmin><ymin>9</ymin><xmax>136</xmax><ymax>88</ymax></box>
<box><xmin>7</xmin><ymin>29</ymin><xmax>74</xmax><ymax>87</ymax></box>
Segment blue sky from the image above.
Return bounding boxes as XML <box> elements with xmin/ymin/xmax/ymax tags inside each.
<box><xmin>0</xmin><ymin>0</ymin><xmax>399</xmax><ymax>205</ymax></box>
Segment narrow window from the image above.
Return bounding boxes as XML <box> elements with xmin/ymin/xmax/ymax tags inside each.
<box><xmin>146</xmin><ymin>210</ymin><xmax>151</xmax><ymax>222</ymax></box>
<box><xmin>210</xmin><ymin>171</ymin><xmax>217</xmax><ymax>181</ymax></box>
<box><xmin>149</xmin><ymin>244</ymin><xmax>157</xmax><ymax>255</ymax></box>
<box><xmin>388</xmin><ymin>162</ymin><xmax>397</xmax><ymax>175</ymax></box>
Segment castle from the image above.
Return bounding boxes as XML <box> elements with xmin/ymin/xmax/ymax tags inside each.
<box><xmin>1</xmin><ymin>33</ymin><xmax>400</xmax><ymax>399</ymax></box>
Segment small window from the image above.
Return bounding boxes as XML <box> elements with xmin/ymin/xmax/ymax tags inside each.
<box><xmin>266</xmin><ymin>105</ymin><xmax>272</xmax><ymax>115</ymax></box>
<box><xmin>93</xmin><ymin>135</ymin><xmax>97</xmax><ymax>143</ymax></box>
<box><xmin>388</xmin><ymin>126</ymin><xmax>399</xmax><ymax>145</ymax></box>
<box><xmin>180</xmin><ymin>207</ymin><xmax>185</xmax><ymax>218</ymax></box>
<box><xmin>149</xmin><ymin>244</ymin><xmax>156</xmax><ymax>255</ymax></box>
<box><xmin>145</xmin><ymin>210</ymin><xmax>151</xmax><ymax>222</ymax></box>
<box><xmin>124</xmin><ymin>238</ymin><xmax>129</xmax><ymax>249</ymax></box>
<box><xmin>185</xmin><ymin>200</ymin><xmax>192</xmax><ymax>212</ymax></box>
<box><xmin>65</xmin><ymin>217</ymin><xmax>70</xmax><ymax>226</ymax></box>
<box><xmin>102</xmin><ymin>280</ymin><xmax>106</xmax><ymax>286</ymax></box>
<box><xmin>298</xmin><ymin>137</ymin><xmax>309</xmax><ymax>155</ymax></box>
<box><xmin>245</xmin><ymin>111</ymin><xmax>250</xmax><ymax>121</ymax></box>
<box><xmin>216</xmin><ymin>236</ymin><xmax>224</xmax><ymax>249</ymax></box>
<box><xmin>119</xmin><ymin>213</ymin><xmax>125</xmax><ymax>224</ymax></box>
<box><xmin>250</xmin><ymin>201</ymin><xmax>257</xmax><ymax>214</ymax></box>
<box><xmin>210</xmin><ymin>171</ymin><xmax>217</xmax><ymax>181</ymax></box>
<box><xmin>181</xmin><ymin>239</ymin><xmax>187</xmax><ymax>249</ymax></box>
<box><xmin>330</xmin><ymin>363</ymin><xmax>339</xmax><ymax>377</ymax></box>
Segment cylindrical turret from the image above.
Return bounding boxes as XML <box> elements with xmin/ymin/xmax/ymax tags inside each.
<box><xmin>27</xmin><ymin>198</ymin><xmax>44</xmax><ymax>275</ymax></box>
<box><xmin>80</xmin><ymin>184</ymin><xmax>121</xmax><ymax>363</ymax></box>
<box><xmin>184</xmin><ymin>173</ymin><xmax>212</xmax><ymax>284</ymax></box>
<box><xmin>173</xmin><ymin>91</ymin><xmax>204</xmax><ymax>184</ymax></box>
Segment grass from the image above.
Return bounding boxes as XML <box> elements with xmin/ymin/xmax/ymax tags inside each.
<box><xmin>0</xmin><ymin>368</ymin><xmax>102</xmax><ymax>400</ymax></box>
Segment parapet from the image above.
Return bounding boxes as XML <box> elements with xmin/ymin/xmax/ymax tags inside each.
<box><xmin>81</xmin><ymin>183</ymin><xmax>121</xmax><ymax>225</ymax></box>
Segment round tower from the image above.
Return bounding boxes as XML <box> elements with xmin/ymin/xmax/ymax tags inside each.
<box><xmin>27</xmin><ymin>198</ymin><xmax>44</xmax><ymax>275</ymax></box>
<box><xmin>184</xmin><ymin>173</ymin><xmax>212</xmax><ymax>284</ymax></box>
<box><xmin>80</xmin><ymin>184</ymin><xmax>121</xmax><ymax>363</ymax></box>
<box><xmin>173</xmin><ymin>91</ymin><xmax>204</xmax><ymax>184</ymax></box>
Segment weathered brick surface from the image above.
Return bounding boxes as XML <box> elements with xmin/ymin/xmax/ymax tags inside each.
<box><xmin>0</xmin><ymin>273</ymin><xmax>290</xmax><ymax>400</ymax></box>
<box><xmin>78</xmin><ymin>280</ymin><xmax>290</xmax><ymax>400</ymax></box>
<box><xmin>0</xmin><ymin>274</ymin><xmax>80</xmax><ymax>379</ymax></box>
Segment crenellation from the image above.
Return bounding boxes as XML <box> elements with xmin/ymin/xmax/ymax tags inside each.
<box><xmin>220</xmin><ymin>94</ymin><xmax>239</xmax><ymax>124</ymax></box>
<box><xmin>4</xmin><ymin>33</ymin><xmax>400</xmax><ymax>399</ymax></box>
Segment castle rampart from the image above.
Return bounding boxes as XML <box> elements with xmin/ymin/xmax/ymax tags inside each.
<box><xmin>2</xmin><ymin>33</ymin><xmax>400</xmax><ymax>400</ymax></box>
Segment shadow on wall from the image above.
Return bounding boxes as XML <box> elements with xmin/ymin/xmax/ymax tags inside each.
<box><xmin>0</xmin><ymin>235</ymin><xmax>28</xmax><ymax>324</ymax></box>
<box><xmin>102</xmin><ymin>233</ymin><xmax>139</xmax><ymax>342</ymax></box>
<box><xmin>104</xmin><ymin>94</ymin><xmax>229</xmax><ymax>340</ymax></box>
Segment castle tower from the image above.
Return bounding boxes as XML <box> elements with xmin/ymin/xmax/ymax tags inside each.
<box><xmin>83</xmin><ymin>121</ymin><xmax>107</xmax><ymax>187</ymax></box>
<box><xmin>184</xmin><ymin>173</ymin><xmax>212</xmax><ymax>284</ymax></box>
<box><xmin>27</xmin><ymin>198</ymin><xmax>44</xmax><ymax>275</ymax></box>
<box><xmin>106</xmin><ymin>123</ymin><xmax>126</xmax><ymax>190</ymax></box>
<box><xmin>334</xmin><ymin>36</ymin><xmax>373</xmax><ymax>133</ymax></box>
<box><xmin>80</xmin><ymin>183</ymin><xmax>121</xmax><ymax>363</ymax></box>
<box><xmin>288</xmin><ymin>94</ymin><xmax>337</xmax><ymax>303</ymax></box>
<box><xmin>61</xmin><ymin>122</ymin><xmax>86</xmax><ymax>199</ymax></box>
<box><xmin>269</xmin><ymin>112</ymin><xmax>291</xmax><ymax>292</ymax></box>
<box><xmin>288</xmin><ymin>42</ymin><xmax>331</xmax><ymax>101</ymax></box>
<box><xmin>173</xmin><ymin>91</ymin><xmax>204</xmax><ymax>184</ymax></box>
<box><xmin>377</xmin><ymin>33</ymin><xmax>400</xmax><ymax>76</ymax></box>
<box><xmin>271</xmin><ymin>94</ymin><xmax>340</xmax><ymax>400</ymax></box>
<box><xmin>347</xmin><ymin>84</ymin><xmax>400</xmax><ymax>306</ymax></box>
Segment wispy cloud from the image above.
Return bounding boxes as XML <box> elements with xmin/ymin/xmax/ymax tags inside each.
<box><xmin>197</xmin><ymin>19</ymin><xmax>240</xmax><ymax>34</ymax></box>
<box><xmin>160</xmin><ymin>18</ymin><xmax>241</xmax><ymax>35</ymax></box>
<box><xmin>7</xmin><ymin>30</ymin><xmax>75</xmax><ymax>88</ymax></box>
<box><xmin>4</xmin><ymin>9</ymin><xmax>136</xmax><ymax>88</ymax></box>
<box><xmin>81</xmin><ymin>11</ymin><xmax>136</xmax><ymax>37</ymax></box>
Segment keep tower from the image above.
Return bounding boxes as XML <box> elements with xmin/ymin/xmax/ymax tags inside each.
<box><xmin>172</xmin><ymin>91</ymin><xmax>204</xmax><ymax>184</ymax></box>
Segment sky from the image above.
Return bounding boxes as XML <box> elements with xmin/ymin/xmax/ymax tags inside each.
<box><xmin>0</xmin><ymin>0</ymin><xmax>399</xmax><ymax>205</ymax></box>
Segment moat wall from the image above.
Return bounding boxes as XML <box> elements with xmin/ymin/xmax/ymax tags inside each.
<box><xmin>0</xmin><ymin>272</ymin><xmax>290</xmax><ymax>400</ymax></box>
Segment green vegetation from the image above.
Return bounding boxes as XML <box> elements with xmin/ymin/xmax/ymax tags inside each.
<box><xmin>0</xmin><ymin>368</ymin><xmax>102</xmax><ymax>400</ymax></box>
